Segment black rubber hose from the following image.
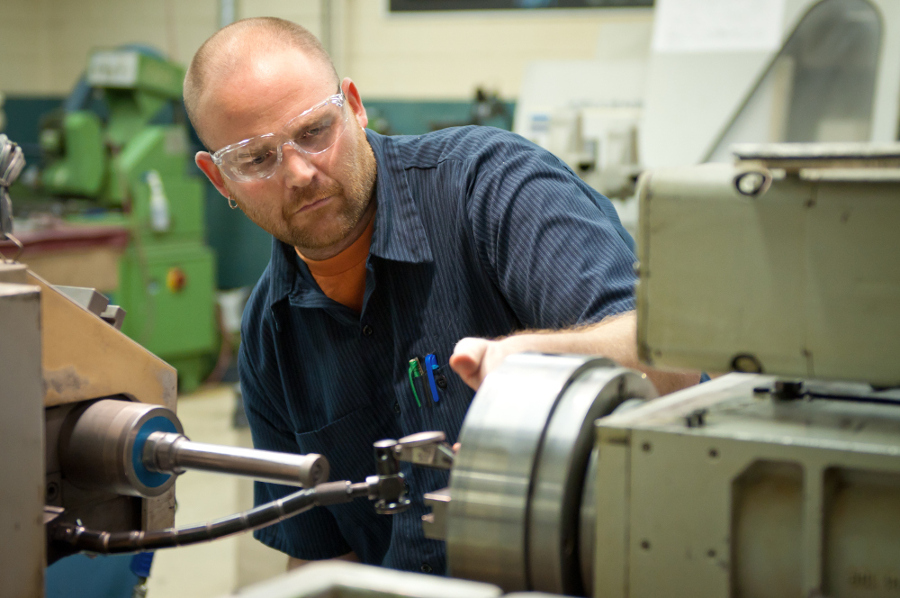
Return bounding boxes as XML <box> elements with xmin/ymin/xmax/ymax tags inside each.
<box><xmin>51</xmin><ymin>480</ymin><xmax>370</xmax><ymax>554</ymax></box>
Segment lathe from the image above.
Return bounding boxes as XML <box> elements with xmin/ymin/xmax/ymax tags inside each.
<box><xmin>2</xmin><ymin>136</ymin><xmax>899</xmax><ymax>598</ymax></box>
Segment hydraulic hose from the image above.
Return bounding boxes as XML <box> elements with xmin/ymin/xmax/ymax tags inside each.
<box><xmin>51</xmin><ymin>480</ymin><xmax>370</xmax><ymax>554</ymax></box>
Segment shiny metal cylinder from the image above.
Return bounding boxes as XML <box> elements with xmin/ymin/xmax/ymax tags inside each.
<box><xmin>446</xmin><ymin>353</ymin><xmax>657</xmax><ymax>596</ymax></box>
<box><xmin>60</xmin><ymin>399</ymin><xmax>183</xmax><ymax>497</ymax></box>
<box><xmin>446</xmin><ymin>354</ymin><xmax>611</xmax><ymax>592</ymax></box>
<box><xmin>528</xmin><ymin>366</ymin><xmax>656</xmax><ymax>595</ymax></box>
<box><xmin>143</xmin><ymin>432</ymin><xmax>329</xmax><ymax>488</ymax></box>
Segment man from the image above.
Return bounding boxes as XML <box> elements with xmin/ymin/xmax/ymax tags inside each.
<box><xmin>185</xmin><ymin>17</ymin><xmax>697</xmax><ymax>575</ymax></box>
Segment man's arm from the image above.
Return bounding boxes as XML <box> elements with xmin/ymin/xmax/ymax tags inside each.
<box><xmin>288</xmin><ymin>551</ymin><xmax>360</xmax><ymax>570</ymax></box>
<box><xmin>449</xmin><ymin>310</ymin><xmax>700</xmax><ymax>395</ymax></box>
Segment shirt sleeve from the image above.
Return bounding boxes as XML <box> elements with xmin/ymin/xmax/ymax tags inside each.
<box><xmin>238</xmin><ymin>293</ymin><xmax>353</xmax><ymax>560</ymax></box>
<box><xmin>463</xmin><ymin>132</ymin><xmax>637</xmax><ymax>329</ymax></box>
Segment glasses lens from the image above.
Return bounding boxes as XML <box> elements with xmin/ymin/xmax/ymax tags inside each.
<box><xmin>288</xmin><ymin>101</ymin><xmax>347</xmax><ymax>155</ymax></box>
<box><xmin>221</xmin><ymin>137</ymin><xmax>280</xmax><ymax>180</ymax></box>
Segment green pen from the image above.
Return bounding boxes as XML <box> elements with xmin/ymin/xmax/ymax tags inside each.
<box><xmin>407</xmin><ymin>357</ymin><xmax>424</xmax><ymax>408</ymax></box>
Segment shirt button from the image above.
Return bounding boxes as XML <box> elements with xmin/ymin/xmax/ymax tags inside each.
<box><xmin>393</xmin><ymin>401</ymin><xmax>401</xmax><ymax>415</ymax></box>
<box><xmin>420</xmin><ymin>562</ymin><xmax>433</xmax><ymax>574</ymax></box>
<box><xmin>362</xmin><ymin>324</ymin><xmax>373</xmax><ymax>336</ymax></box>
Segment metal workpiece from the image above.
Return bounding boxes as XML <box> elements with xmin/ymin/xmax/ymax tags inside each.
<box><xmin>447</xmin><ymin>354</ymin><xmax>601</xmax><ymax>592</ymax></box>
<box><xmin>143</xmin><ymin>432</ymin><xmax>329</xmax><ymax>488</ymax></box>
<box><xmin>59</xmin><ymin>399</ymin><xmax>183</xmax><ymax>497</ymax></box>
<box><xmin>54</xmin><ymin>286</ymin><xmax>126</xmax><ymax>330</ymax></box>
<box><xmin>445</xmin><ymin>353</ymin><xmax>654</xmax><ymax>595</ymax></box>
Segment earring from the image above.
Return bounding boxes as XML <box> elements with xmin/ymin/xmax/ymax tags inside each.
<box><xmin>228</xmin><ymin>195</ymin><xmax>238</xmax><ymax>210</ymax></box>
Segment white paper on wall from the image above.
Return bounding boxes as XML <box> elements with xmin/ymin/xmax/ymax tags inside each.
<box><xmin>652</xmin><ymin>0</ymin><xmax>786</xmax><ymax>53</ymax></box>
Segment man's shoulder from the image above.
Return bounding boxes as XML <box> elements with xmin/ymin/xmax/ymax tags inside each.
<box><xmin>378</xmin><ymin>126</ymin><xmax>539</xmax><ymax>169</ymax></box>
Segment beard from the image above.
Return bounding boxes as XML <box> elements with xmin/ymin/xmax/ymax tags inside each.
<box><xmin>280</xmin><ymin>178</ymin><xmax>367</xmax><ymax>251</ymax></box>
<box><xmin>225</xmin><ymin>125</ymin><xmax>377</xmax><ymax>254</ymax></box>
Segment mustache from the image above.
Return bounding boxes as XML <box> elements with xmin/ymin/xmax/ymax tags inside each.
<box><xmin>289</xmin><ymin>181</ymin><xmax>343</xmax><ymax>208</ymax></box>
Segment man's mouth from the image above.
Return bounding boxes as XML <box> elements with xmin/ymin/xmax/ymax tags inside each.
<box><xmin>297</xmin><ymin>196</ymin><xmax>332</xmax><ymax>213</ymax></box>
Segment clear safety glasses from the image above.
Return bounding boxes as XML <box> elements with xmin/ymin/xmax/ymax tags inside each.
<box><xmin>211</xmin><ymin>92</ymin><xmax>348</xmax><ymax>182</ymax></box>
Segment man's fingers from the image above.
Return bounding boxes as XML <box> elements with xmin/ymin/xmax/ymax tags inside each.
<box><xmin>449</xmin><ymin>337</ymin><xmax>489</xmax><ymax>374</ymax></box>
<box><xmin>450</xmin><ymin>337</ymin><xmax>491</xmax><ymax>390</ymax></box>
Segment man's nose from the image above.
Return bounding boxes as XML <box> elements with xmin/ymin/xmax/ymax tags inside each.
<box><xmin>280</xmin><ymin>142</ymin><xmax>317</xmax><ymax>187</ymax></box>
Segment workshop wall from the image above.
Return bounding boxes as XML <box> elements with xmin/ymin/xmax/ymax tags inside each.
<box><xmin>1</xmin><ymin>1</ymin><xmax>53</xmax><ymax>95</ymax></box>
<box><xmin>1</xmin><ymin>1</ymin><xmax>214</xmax><ymax>95</ymax></box>
<box><xmin>1</xmin><ymin>0</ymin><xmax>652</xmax><ymax>99</ymax></box>
<box><xmin>342</xmin><ymin>2</ymin><xmax>652</xmax><ymax>100</ymax></box>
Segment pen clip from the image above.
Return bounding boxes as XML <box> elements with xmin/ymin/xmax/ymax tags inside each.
<box><xmin>407</xmin><ymin>358</ymin><xmax>423</xmax><ymax>408</ymax></box>
<box><xmin>424</xmin><ymin>354</ymin><xmax>440</xmax><ymax>403</ymax></box>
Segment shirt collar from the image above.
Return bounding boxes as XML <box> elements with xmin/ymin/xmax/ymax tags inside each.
<box><xmin>365</xmin><ymin>129</ymin><xmax>433</xmax><ymax>264</ymax></box>
<box><xmin>266</xmin><ymin>129</ymin><xmax>433</xmax><ymax>308</ymax></box>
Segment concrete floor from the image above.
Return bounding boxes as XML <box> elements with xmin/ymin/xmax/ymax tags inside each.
<box><xmin>146</xmin><ymin>384</ymin><xmax>290</xmax><ymax>597</ymax></box>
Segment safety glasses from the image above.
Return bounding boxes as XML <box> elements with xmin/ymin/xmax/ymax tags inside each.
<box><xmin>211</xmin><ymin>92</ymin><xmax>348</xmax><ymax>182</ymax></box>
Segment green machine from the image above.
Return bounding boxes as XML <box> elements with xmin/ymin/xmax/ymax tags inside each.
<box><xmin>37</xmin><ymin>48</ymin><xmax>217</xmax><ymax>391</ymax></box>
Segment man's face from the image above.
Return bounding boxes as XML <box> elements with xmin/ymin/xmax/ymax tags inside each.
<box><xmin>197</xmin><ymin>48</ymin><xmax>376</xmax><ymax>256</ymax></box>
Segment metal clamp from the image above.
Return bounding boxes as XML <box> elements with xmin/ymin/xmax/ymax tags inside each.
<box><xmin>392</xmin><ymin>431</ymin><xmax>455</xmax><ymax>470</ymax></box>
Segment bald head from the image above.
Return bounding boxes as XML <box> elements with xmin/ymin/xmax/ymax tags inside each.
<box><xmin>184</xmin><ymin>17</ymin><xmax>339</xmax><ymax>148</ymax></box>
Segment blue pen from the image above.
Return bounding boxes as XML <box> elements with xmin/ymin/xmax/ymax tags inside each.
<box><xmin>424</xmin><ymin>353</ymin><xmax>440</xmax><ymax>403</ymax></box>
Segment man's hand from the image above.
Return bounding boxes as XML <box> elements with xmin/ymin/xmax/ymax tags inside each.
<box><xmin>449</xmin><ymin>337</ymin><xmax>516</xmax><ymax>391</ymax></box>
<box><xmin>449</xmin><ymin>311</ymin><xmax>701</xmax><ymax>395</ymax></box>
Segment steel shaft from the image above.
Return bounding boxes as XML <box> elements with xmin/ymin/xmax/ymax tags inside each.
<box><xmin>144</xmin><ymin>432</ymin><xmax>329</xmax><ymax>488</ymax></box>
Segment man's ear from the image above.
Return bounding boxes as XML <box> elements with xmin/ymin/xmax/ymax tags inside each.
<box><xmin>342</xmin><ymin>77</ymin><xmax>368</xmax><ymax>130</ymax></box>
<box><xmin>195</xmin><ymin>152</ymin><xmax>230</xmax><ymax>198</ymax></box>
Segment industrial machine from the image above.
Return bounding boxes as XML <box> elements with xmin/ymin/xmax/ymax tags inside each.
<box><xmin>216</xmin><ymin>143</ymin><xmax>900</xmax><ymax>598</ymax></box>
<box><xmin>5</xmin><ymin>124</ymin><xmax>900</xmax><ymax>597</ymax></box>
<box><xmin>15</xmin><ymin>48</ymin><xmax>217</xmax><ymax>390</ymax></box>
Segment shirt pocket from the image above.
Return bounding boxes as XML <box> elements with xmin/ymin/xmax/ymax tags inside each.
<box><xmin>293</xmin><ymin>405</ymin><xmax>400</xmax><ymax>484</ymax></box>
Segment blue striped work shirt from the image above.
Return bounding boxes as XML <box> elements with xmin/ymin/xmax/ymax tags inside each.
<box><xmin>238</xmin><ymin>126</ymin><xmax>636</xmax><ymax>575</ymax></box>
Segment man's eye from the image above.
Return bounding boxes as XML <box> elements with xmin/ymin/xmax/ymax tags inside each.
<box><xmin>300</xmin><ymin>126</ymin><xmax>325</xmax><ymax>139</ymax></box>
<box><xmin>239</xmin><ymin>150</ymin><xmax>272</xmax><ymax>165</ymax></box>
<box><xmin>297</xmin><ymin>118</ymin><xmax>335</xmax><ymax>140</ymax></box>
